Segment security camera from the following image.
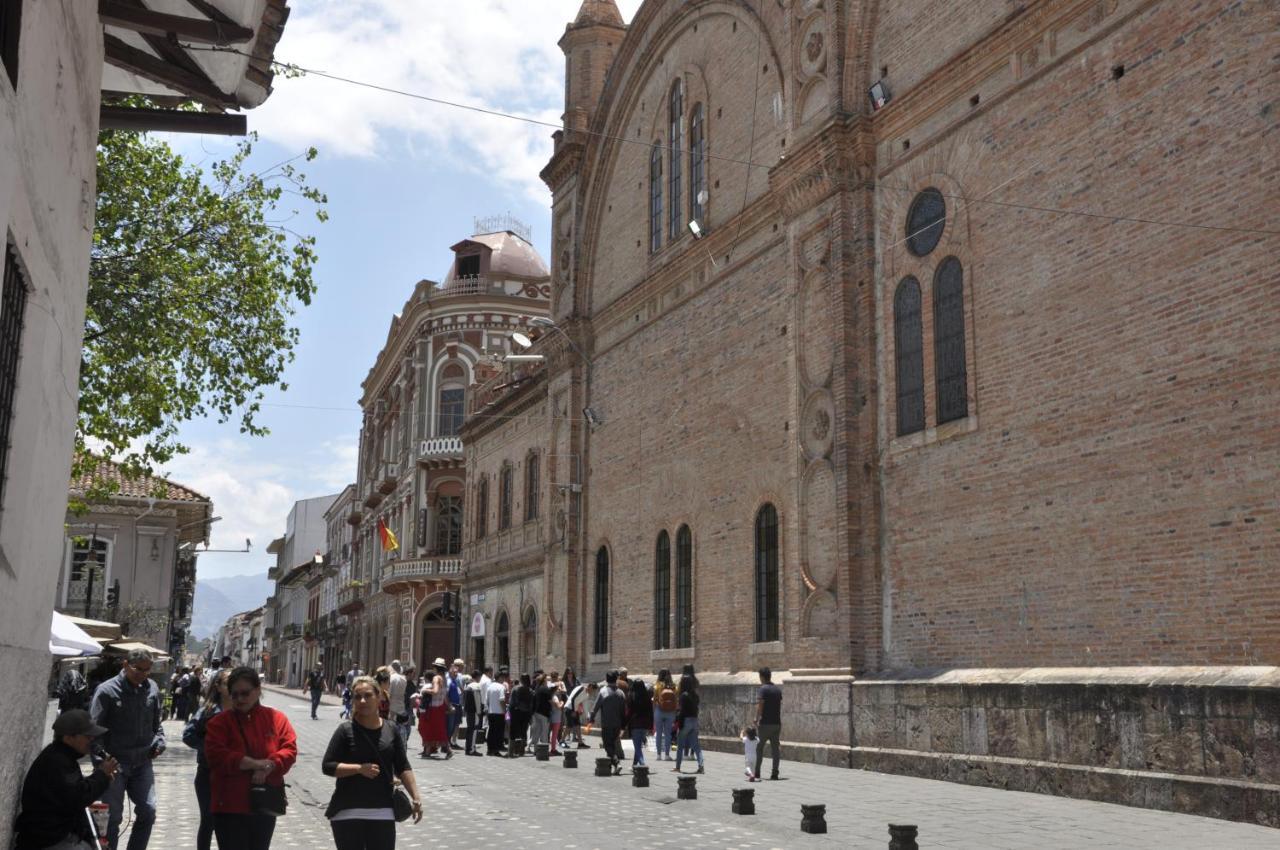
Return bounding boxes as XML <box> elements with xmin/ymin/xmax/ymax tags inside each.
<box><xmin>688</xmin><ymin>220</ymin><xmax>703</xmax><ymax>239</ymax></box>
<box><xmin>583</xmin><ymin>407</ymin><xmax>604</xmax><ymax>429</ymax></box>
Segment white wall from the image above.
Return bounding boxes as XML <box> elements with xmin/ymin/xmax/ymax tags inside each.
<box><xmin>0</xmin><ymin>5</ymin><xmax>103</xmax><ymax>846</ymax></box>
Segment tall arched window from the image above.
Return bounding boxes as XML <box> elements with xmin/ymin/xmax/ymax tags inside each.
<box><xmin>475</xmin><ymin>477</ymin><xmax>488</xmax><ymax>540</ymax></box>
<box><xmin>649</xmin><ymin>144</ymin><xmax>663</xmax><ymax>253</ymax></box>
<box><xmin>668</xmin><ymin>79</ymin><xmax>683</xmax><ymax>240</ymax></box>
<box><xmin>524</xmin><ymin>451</ymin><xmax>539</xmax><ymax>522</ymax></box>
<box><xmin>933</xmin><ymin>257</ymin><xmax>968</xmax><ymax>424</ymax></box>
<box><xmin>521</xmin><ymin>607</ymin><xmax>538</xmax><ymax>675</ymax></box>
<box><xmin>754</xmin><ymin>504</ymin><xmax>779</xmax><ymax>643</ymax></box>
<box><xmin>593</xmin><ymin>546</ymin><xmax>610</xmax><ymax>654</ymax></box>
<box><xmin>437</xmin><ymin>363</ymin><xmax>466</xmax><ymax>437</ymax></box>
<box><xmin>653</xmin><ymin>531</ymin><xmax>670</xmax><ymax>650</ymax></box>
<box><xmin>496</xmin><ymin>610</ymin><xmax>510</xmax><ymax>669</ymax></box>
<box><xmin>498</xmin><ymin>463</ymin><xmax>513</xmax><ymax>530</ymax></box>
<box><xmin>894</xmin><ymin>277</ymin><xmax>925</xmax><ymax>436</ymax></box>
<box><xmin>689</xmin><ymin>103</ymin><xmax>706</xmax><ymax>224</ymax></box>
<box><xmin>674</xmin><ymin>524</ymin><xmax>693</xmax><ymax>648</ymax></box>
<box><xmin>434</xmin><ymin>495</ymin><xmax>462</xmax><ymax>555</ymax></box>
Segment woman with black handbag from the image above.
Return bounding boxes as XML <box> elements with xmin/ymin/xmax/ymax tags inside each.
<box><xmin>204</xmin><ymin>667</ymin><xmax>298</xmax><ymax>850</ymax></box>
<box><xmin>322</xmin><ymin>676</ymin><xmax>423</xmax><ymax>850</ymax></box>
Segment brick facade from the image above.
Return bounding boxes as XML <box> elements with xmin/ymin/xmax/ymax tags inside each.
<box><xmin>478</xmin><ymin>0</ymin><xmax>1280</xmax><ymax>822</ymax></box>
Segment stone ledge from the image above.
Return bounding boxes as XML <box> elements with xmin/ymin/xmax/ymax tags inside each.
<box><xmin>856</xmin><ymin>666</ymin><xmax>1280</xmax><ymax>689</ymax></box>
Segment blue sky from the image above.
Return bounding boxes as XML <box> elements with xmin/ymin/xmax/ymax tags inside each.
<box><xmin>161</xmin><ymin>1</ymin><xmax>642</xmax><ymax>580</ymax></box>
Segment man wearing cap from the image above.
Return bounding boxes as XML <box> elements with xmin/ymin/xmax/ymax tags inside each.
<box><xmin>90</xmin><ymin>648</ymin><xmax>164</xmax><ymax>850</ymax></box>
<box><xmin>13</xmin><ymin>710</ymin><xmax>119</xmax><ymax>849</ymax></box>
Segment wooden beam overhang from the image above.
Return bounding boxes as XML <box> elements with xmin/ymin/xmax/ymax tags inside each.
<box><xmin>100</xmin><ymin>105</ymin><xmax>247</xmax><ymax>135</ymax></box>
<box><xmin>98</xmin><ymin>0</ymin><xmax>255</xmax><ymax>44</ymax></box>
<box><xmin>103</xmin><ymin>33</ymin><xmax>237</xmax><ymax>107</ymax></box>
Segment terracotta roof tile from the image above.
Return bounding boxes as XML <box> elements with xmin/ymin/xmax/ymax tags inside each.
<box><xmin>71</xmin><ymin>455</ymin><xmax>210</xmax><ymax>504</ymax></box>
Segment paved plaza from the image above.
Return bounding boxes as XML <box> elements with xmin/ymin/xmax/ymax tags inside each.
<box><xmin>49</xmin><ymin>687</ymin><xmax>1277</xmax><ymax>849</ymax></box>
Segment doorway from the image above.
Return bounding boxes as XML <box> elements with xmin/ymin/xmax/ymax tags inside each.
<box><xmin>420</xmin><ymin>606</ymin><xmax>453</xmax><ymax>669</ymax></box>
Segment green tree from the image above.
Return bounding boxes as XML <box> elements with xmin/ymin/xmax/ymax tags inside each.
<box><xmin>77</xmin><ymin>129</ymin><xmax>327</xmax><ymax>491</ymax></box>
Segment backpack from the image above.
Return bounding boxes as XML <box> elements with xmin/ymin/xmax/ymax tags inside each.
<box><xmin>657</xmin><ymin>686</ymin><xmax>678</xmax><ymax>712</ymax></box>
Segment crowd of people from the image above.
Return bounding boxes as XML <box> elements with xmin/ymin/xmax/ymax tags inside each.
<box><xmin>16</xmin><ymin>652</ymin><xmax>785</xmax><ymax>850</ymax></box>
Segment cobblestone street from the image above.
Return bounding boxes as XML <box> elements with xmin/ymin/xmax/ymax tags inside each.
<box><xmin>46</xmin><ymin>687</ymin><xmax>1274</xmax><ymax>849</ymax></box>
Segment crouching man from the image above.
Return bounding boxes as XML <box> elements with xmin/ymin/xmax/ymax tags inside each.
<box><xmin>13</xmin><ymin>709</ymin><xmax>119</xmax><ymax>849</ymax></box>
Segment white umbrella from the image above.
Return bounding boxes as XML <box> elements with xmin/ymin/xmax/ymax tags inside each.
<box><xmin>51</xmin><ymin>610</ymin><xmax>103</xmax><ymax>657</ymax></box>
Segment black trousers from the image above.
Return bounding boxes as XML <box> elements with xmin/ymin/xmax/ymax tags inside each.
<box><xmin>331</xmin><ymin>819</ymin><xmax>395</xmax><ymax>850</ymax></box>
<box><xmin>464</xmin><ymin>711</ymin><xmax>478</xmax><ymax>753</ymax></box>
<box><xmin>213</xmin><ymin>812</ymin><xmax>276</xmax><ymax>850</ymax></box>
<box><xmin>509</xmin><ymin>710</ymin><xmax>531</xmax><ymax>750</ymax></box>
<box><xmin>486</xmin><ymin>713</ymin><xmax>506</xmax><ymax>754</ymax></box>
<box><xmin>601</xmin><ymin>725</ymin><xmax>622</xmax><ymax>763</ymax></box>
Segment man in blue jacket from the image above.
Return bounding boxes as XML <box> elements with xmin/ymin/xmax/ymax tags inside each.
<box><xmin>90</xmin><ymin>649</ymin><xmax>164</xmax><ymax>850</ymax></box>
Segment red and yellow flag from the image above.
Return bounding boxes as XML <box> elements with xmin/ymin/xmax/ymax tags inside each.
<box><xmin>377</xmin><ymin>517</ymin><xmax>399</xmax><ymax>552</ymax></box>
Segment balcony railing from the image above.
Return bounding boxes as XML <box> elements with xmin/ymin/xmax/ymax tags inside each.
<box><xmin>337</xmin><ymin>582</ymin><xmax>366</xmax><ymax>614</ymax></box>
<box><xmin>377</xmin><ymin>461</ymin><xmax>398</xmax><ymax>494</ymax></box>
<box><xmin>418</xmin><ymin>436</ymin><xmax>463</xmax><ymax>463</ymax></box>
<box><xmin>282</xmin><ymin>623</ymin><xmax>303</xmax><ymax>640</ymax></box>
<box><xmin>380</xmin><ymin>556</ymin><xmax>463</xmax><ymax>592</ymax></box>
<box><xmin>467</xmin><ymin>519</ymin><xmax>546</xmax><ymax>562</ymax></box>
<box><xmin>435</xmin><ymin>275</ymin><xmax>503</xmax><ymax>297</ymax></box>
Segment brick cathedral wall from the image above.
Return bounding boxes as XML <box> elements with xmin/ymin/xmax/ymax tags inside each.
<box><xmin>875</xmin><ymin>0</ymin><xmax>1279</xmax><ymax>668</ymax></box>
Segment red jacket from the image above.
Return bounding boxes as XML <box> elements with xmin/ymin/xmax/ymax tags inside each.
<box><xmin>204</xmin><ymin>705</ymin><xmax>297</xmax><ymax>814</ymax></box>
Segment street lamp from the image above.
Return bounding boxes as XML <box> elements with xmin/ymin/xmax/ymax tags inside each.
<box><xmin>520</xmin><ymin>318</ymin><xmax>602</xmax><ymax>431</ymax></box>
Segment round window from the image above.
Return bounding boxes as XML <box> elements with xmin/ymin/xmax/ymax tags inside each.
<box><xmin>906</xmin><ymin>187</ymin><xmax>946</xmax><ymax>257</ymax></box>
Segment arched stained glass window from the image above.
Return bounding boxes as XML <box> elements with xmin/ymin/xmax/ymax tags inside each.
<box><xmin>674</xmin><ymin>525</ymin><xmax>693</xmax><ymax>648</ymax></box>
<box><xmin>906</xmin><ymin>188</ymin><xmax>946</xmax><ymax>257</ymax></box>
<box><xmin>668</xmin><ymin>80</ymin><xmax>683</xmax><ymax>240</ymax></box>
<box><xmin>894</xmin><ymin>277</ymin><xmax>925</xmax><ymax>436</ymax></box>
<box><xmin>649</xmin><ymin>144</ymin><xmax>663</xmax><ymax>253</ymax></box>
<box><xmin>593</xmin><ymin>546</ymin><xmax>610</xmax><ymax>655</ymax></box>
<box><xmin>653</xmin><ymin>531</ymin><xmax>670</xmax><ymax>650</ymax></box>
<box><xmin>754</xmin><ymin>504</ymin><xmax>779</xmax><ymax>643</ymax></box>
<box><xmin>689</xmin><ymin>103</ymin><xmax>706</xmax><ymax>224</ymax></box>
<box><xmin>933</xmin><ymin>257</ymin><xmax>968</xmax><ymax>424</ymax></box>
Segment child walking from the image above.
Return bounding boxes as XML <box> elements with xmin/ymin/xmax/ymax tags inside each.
<box><xmin>742</xmin><ymin>726</ymin><xmax>759</xmax><ymax>781</ymax></box>
<box><xmin>339</xmin><ymin>684</ymin><xmax>353</xmax><ymax>719</ymax></box>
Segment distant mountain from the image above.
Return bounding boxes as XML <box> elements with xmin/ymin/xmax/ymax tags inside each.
<box><xmin>191</xmin><ymin>573</ymin><xmax>273</xmax><ymax>639</ymax></box>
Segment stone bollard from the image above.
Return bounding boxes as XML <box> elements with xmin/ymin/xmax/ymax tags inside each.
<box><xmin>534</xmin><ymin>743</ymin><xmax>550</xmax><ymax>761</ymax></box>
<box><xmin>888</xmin><ymin>824</ymin><xmax>918</xmax><ymax>850</ymax></box>
<box><xmin>594</xmin><ymin>757</ymin><xmax>613</xmax><ymax>777</ymax></box>
<box><xmin>510</xmin><ymin>739</ymin><xmax>526</xmax><ymax>758</ymax></box>
<box><xmin>732</xmin><ymin>788</ymin><xmax>755</xmax><ymax>815</ymax></box>
<box><xmin>632</xmin><ymin>765</ymin><xmax>650</xmax><ymax>787</ymax></box>
<box><xmin>562</xmin><ymin>750</ymin><xmax>578</xmax><ymax>768</ymax></box>
<box><xmin>677</xmin><ymin>775</ymin><xmax>698</xmax><ymax>800</ymax></box>
<box><xmin>800</xmin><ymin>804</ymin><xmax>828</xmax><ymax>834</ymax></box>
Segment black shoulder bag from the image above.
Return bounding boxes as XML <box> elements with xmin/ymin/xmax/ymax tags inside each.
<box><xmin>235</xmin><ymin>712</ymin><xmax>288</xmax><ymax>817</ymax></box>
<box><xmin>353</xmin><ymin>721</ymin><xmax>413</xmax><ymax>822</ymax></box>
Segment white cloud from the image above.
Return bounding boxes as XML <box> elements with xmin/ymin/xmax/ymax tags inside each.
<box><xmin>308</xmin><ymin>437</ymin><xmax>358</xmax><ymax>491</ymax></box>
<box><xmin>237</xmin><ymin>1</ymin><xmax>644</xmax><ymax>202</ymax></box>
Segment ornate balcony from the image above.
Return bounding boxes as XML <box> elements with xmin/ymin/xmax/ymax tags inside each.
<box><xmin>337</xmin><ymin>582</ymin><xmax>366</xmax><ymax>615</ymax></box>
<box><xmin>377</xmin><ymin>462</ymin><xmax>397</xmax><ymax>495</ymax></box>
<box><xmin>418</xmin><ymin>436</ymin><xmax>463</xmax><ymax>468</ymax></box>
<box><xmin>363</xmin><ymin>482</ymin><xmax>383</xmax><ymax>509</ymax></box>
<box><xmin>347</xmin><ymin>505</ymin><xmax>364</xmax><ymax>526</ymax></box>
<box><xmin>380</xmin><ymin>556</ymin><xmax>463</xmax><ymax>594</ymax></box>
<box><xmin>282</xmin><ymin>623</ymin><xmax>303</xmax><ymax>640</ymax></box>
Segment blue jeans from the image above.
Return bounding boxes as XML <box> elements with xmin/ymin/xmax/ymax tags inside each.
<box><xmin>653</xmin><ymin>709</ymin><xmax>675</xmax><ymax>757</ymax></box>
<box><xmin>630</xmin><ymin>728</ymin><xmax>647</xmax><ymax>765</ymax></box>
<box><xmin>674</xmin><ymin>718</ymin><xmax>703</xmax><ymax>769</ymax></box>
<box><xmin>309</xmin><ymin>689</ymin><xmax>323</xmax><ymax>718</ymax></box>
<box><xmin>102</xmin><ymin>759</ymin><xmax>156</xmax><ymax>850</ymax></box>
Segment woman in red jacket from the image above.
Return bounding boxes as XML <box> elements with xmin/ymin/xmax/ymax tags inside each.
<box><xmin>204</xmin><ymin>667</ymin><xmax>298</xmax><ymax>850</ymax></box>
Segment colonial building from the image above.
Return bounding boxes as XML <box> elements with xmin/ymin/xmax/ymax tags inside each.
<box><xmin>342</xmin><ymin>219</ymin><xmax>550</xmax><ymax>671</ymax></box>
<box><xmin>263</xmin><ymin>492</ymin><xmax>337</xmax><ymax>686</ymax></box>
<box><xmin>489</xmin><ymin>0</ymin><xmax>1278</xmax><ymax>825</ymax></box>
<box><xmin>62</xmin><ymin>457</ymin><xmax>214</xmax><ymax>658</ymax></box>
<box><xmin>321</xmin><ymin>484</ymin><xmax>356</xmax><ymax>675</ymax></box>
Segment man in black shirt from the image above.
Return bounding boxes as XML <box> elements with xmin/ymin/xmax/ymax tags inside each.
<box><xmin>14</xmin><ymin>709</ymin><xmax>119</xmax><ymax>849</ymax></box>
<box><xmin>589</xmin><ymin>672</ymin><xmax>627</xmax><ymax>775</ymax></box>
<box><xmin>530</xmin><ymin>674</ymin><xmax>553</xmax><ymax>752</ymax></box>
<box><xmin>754</xmin><ymin>667</ymin><xmax>783</xmax><ymax>780</ymax></box>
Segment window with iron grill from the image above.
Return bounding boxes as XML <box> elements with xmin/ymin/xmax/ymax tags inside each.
<box><xmin>754</xmin><ymin>504</ymin><xmax>779</xmax><ymax>643</ymax></box>
<box><xmin>906</xmin><ymin>187</ymin><xmax>946</xmax><ymax>257</ymax></box>
<box><xmin>524</xmin><ymin>452</ymin><xmax>539</xmax><ymax>522</ymax></box>
<box><xmin>674</xmin><ymin>524</ymin><xmax>693</xmax><ymax>648</ymax></box>
<box><xmin>475</xmin><ymin>478</ymin><xmax>488</xmax><ymax>539</ymax></box>
<box><xmin>653</xmin><ymin>531</ymin><xmax>670</xmax><ymax>650</ymax></box>
<box><xmin>435</xmin><ymin>496</ymin><xmax>462</xmax><ymax>555</ymax></box>
<box><xmin>0</xmin><ymin>244</ymin><xmax>28</xmax><ymax>524</ymax></box>
<box><xmin>689</xmin><ymin>103</ymin><xmax>706</xmax><ymax>225</ymax></box>
<box><xmin>437</xmin><ymin>387</ymin><xmax>465</xmax><ymax>436</ymax></box>
<box><xmin>0</xmin><ymin>0</ymin><xmax>20</xmax><ymax>88</ymax></box>
<box><xmin>893</xmin><ymin>277</ymin><xmax>925</xmax><ymax>436</ymax></box>
<box><xmin>593</xmin><ymin>547</ymin><xmax>609</xmax><ymax>654</ymax></box>
<box><xmin>498</xmin><ymin>464</ymin><xmax>513</xmax><ymax>530</ymax></box>
<box><xmin>668</xmin><ymin>80</ymin><xmax>683</xmax><ymax>240</ymax></box>
<box><xmin>649</xmin><ymin>144</ymin><xmax>663</xmax><ymax>253</ymax></box>
<box><xmin>933</xmin><ymin>257</ymin><xmax>968</xmax><ymax>424</ymax></box>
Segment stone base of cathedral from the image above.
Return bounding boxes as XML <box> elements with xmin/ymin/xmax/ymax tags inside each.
<box><xmin>682</xmin><ymin>667</ymin><xmax>1280</xmax><ymax>827</ymax></box>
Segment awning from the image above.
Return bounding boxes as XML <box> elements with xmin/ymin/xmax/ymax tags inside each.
<box><xmin>105</xmin><ymin>641</ymin><xmax>171</xmax><ymax>660</ymax></box>
<box><xmin>62</xmin><ymin>614</ymin><xmax>123</xmax><ymax>642</ymax></box>
<box><xmin>51</xmin><ymin>611</ymin><xmax>104</xmax><ymax>657</ymax></box>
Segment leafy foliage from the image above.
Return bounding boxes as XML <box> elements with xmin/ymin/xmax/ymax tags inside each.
<box><xmin>77</xmin><ymin>129</ymin><xmax>327</xmax><ymax>488</ymax></box>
